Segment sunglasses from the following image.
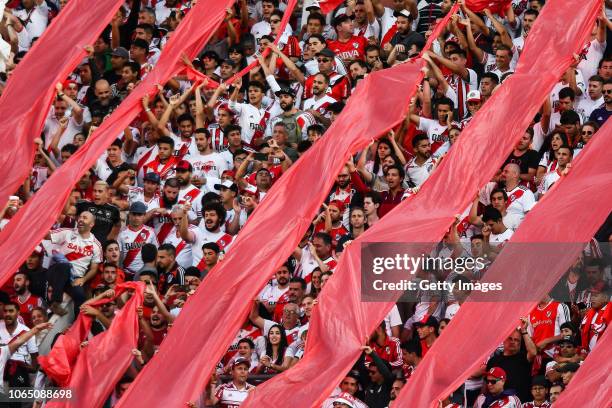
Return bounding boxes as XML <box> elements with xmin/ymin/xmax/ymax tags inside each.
<box><xmin>317</xmin><ymin>58</ymin><xmax>331</xmax><ymax>63</ymax></box>
<box><xmin>559</xmin><ymin>344</ymin><xmax>575</xmax><ymax>348</ymax></box>
<box><xmin>581</xmin><ymin>130</ymin><xmax>593</xmax><ymax>135</ymax></box>
<box><xmin>486</xmin><ymin>379</ymin><xmax>501</xmax><ymax>385</ymax></box>
<box><xmin>603</xmin><ymin>89</ymin><xmax>612</xmax><ymax>94</ymax></box>
<box><xmin>270</xmin><ymin>19</ymin><xmax>281</xmax><ymax>23</ymax></box>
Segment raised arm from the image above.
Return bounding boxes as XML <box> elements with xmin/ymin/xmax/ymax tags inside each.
<box><xmin>268</xmin><ymin>43</ymin><xmax>306</xmax><ymax>84</ymax></box>
<box><xmin>56</xmin><ymin>83</ymin><xmax>83</xmax><ymax>124</ymax></box>
<box><xmin>462</xmin><ymin>17</ymin><xmax>485</xmax><ymax>63</ymax></box>
<box><xmin>484</xmin><ymin>9</ymin><xmax>513</xmax><ymax>49</ymax></box>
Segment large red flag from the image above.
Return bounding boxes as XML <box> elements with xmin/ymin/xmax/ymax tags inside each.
<box><xmin>46</xmin><ymin>282</ymin><xmax>144</xmax><ymax>408</ymax></box>
<box><xmin>0</xmin><ymin>0</ymin><xmax>126</xmax><ymax>205</ymax></box>
<box><xmin>241</xmin><ymin>1</ymin><xmax>602</xmax><ymax>406</ymax></box>
<box><xmin>394</xmin><ymin>117</ymin><xmax>612</xmax><ymax>407</ymax></box>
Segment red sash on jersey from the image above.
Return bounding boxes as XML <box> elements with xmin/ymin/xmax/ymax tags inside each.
<box><xmin>176</xmin><ymin>139</ymin><xmax>192</xmax><ymax>158</ymax></box>
<box><xmin>157</xmin><ymin>221</ymin><xmax>174</xmax><ymax>244</ymax></box>
<box><xmin>123</xmin><ymin>227</ymin><xmax>150</xmax><ymax>269</ymax></box>
<box><xmin>506</xmin><ymin>188</ymin><xmax>525</xmax><ymax>208</ymax></box>
<box><xmin>581</xmin><ymin>303</ymin><xmax>612</xmax><ymax>349</ymax></box>
<box><xmin>195</xmin><ymin>233</ymin><xmax>233</xmax><ymax>270</ymax></box>
<box><xmin>180</xmin><ymin>188</ymin><xmax>201</xmax><ymax>205</ymax></box>
<box><xmin>456</xmin><ymin>216</ymin><xmax>471</xmax><ymax>237</ymax></box>
<box><xmin>210</xmin><ymin>127</ymin><xmax>226</xmax><ymax>151</ymax></box>
<box><xmin>250</xmin><ymin>108</ymin><xmax>272</xmax><ymax>148</ymax></box>
<box><xmin>381</xmin><ymin>24</ymin><xmax>397</xmax><ymax>48</ymax></box>
<box><xmin>175</xmin><ymin>239</ymin><xmax>188</xmax><ymax>256</ymax></box>
<box><xmin>145</xmin><ymin>155</ymin><xmax>179</xmax><ymax>180</ymax></box>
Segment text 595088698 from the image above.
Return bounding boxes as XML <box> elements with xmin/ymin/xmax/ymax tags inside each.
<box><xmin>1</xmin><ymin>388</ymin><xmax>73</xmax><ymax>402</ymax></box>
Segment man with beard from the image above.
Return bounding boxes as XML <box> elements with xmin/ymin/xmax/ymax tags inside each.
<box><xmin>580</xmin><ymin>284</ymin><xmax>611</xmax><ymax>352</ymax></box>
<box><xmin>11</xmin><ymin>272</ymin><xmax>44</xmax><ymax>327</ymax></box>
<box><xmin>120</xmin><ymin>172</ymin><xmax>161</xmax><ymax>212</ymax></box>
<box><xmin>259</xmin><ymin>264</ymin><xmax>291</xmax><ymax>314</ymax></box>
<box><xmin>146</xmin><ymin>177</ymin><xmax>181</xmax><ymax>244</ymax></box>
<box><xmin>576</xmin><ymin>75</ymin><xmax>604</xmax><ymax>121</ymax></box>
<box><xmin>186</xmin><ymin>129</ymin><xmax>229</xmax><ymax>186</ymax></box>
<box><xmin>313</xmin><ymin>201</ymin><xmax>349</xmax><ymax>248</ymax></box>
<box><xmin>512</xmin><ymin>9</ymin><xmax>538</xmax><ymax>55</ymax></box>
<box><xmin>294</xmin><ymin>232</ymin><xmax>337</xmax><ymax>285</ymax></box>
<box><xmin>405</xmin><ymin>134</ymin><xmax>434</xmax><ymax>188</ymax></box>
<box><xmin>328</xmin><ymin>164</ymin><xmax>360</xmax><ymax>225</ymax></box>
<box><xmin>140</xmin><ymin>136</ymin><xmax>180</xmax><ymax>185</ymax></box>
<box><xmin>327</xmin><ymin>14</ymin><xmax>368</xmax><ymax>64</ymax></box>
<box><xmin>267</xmin><ymin>87</ymin><xmax>316</xmax><ymax>148</ymax></box>
<box><xmin>589</xmin><ymin>79</ymin><xmax>612</xmax><ymax>126</ymax></box>
<box><xmin>269</xmin><ymin>275</ymin><xmax>304</xmax><ymax>323</ymax></box>
<box><xmin>160</xmin><ymin>204</ymin><xmax>202</xmax><ymax>268</ymax></box>
<box><xmin>155</xmin><ymin>244</ymin><xmax>186</xmax><ymax>294</ymax></box>
<box><xmin>368</xmin><ymin>321</ymin><xmax>402</xmax><ymax>368</ymax></box>
<box><xmin>303</xmin><ymin>73</ymin><xmax>336</xmax><ymax>127</ymax></box>
<box><xmin>87</xmin><ymin>79</ymin><xmax>121</xmax><ymax>117</ymax></box>
<box><xmin>539</xmin><ymin>146</ymin><xmax>573</xmax><ymax>197</ymax></box>
<box><xmin>214</xmin><ymin>180</ymin><xmax>245</xmax><ymax>235</ymax></box>
<box><xmin>304</xmin><ymin>48</ymin><xmax>351</xmax><ymax>102</ymax></box>
<box><xmin>503</xmin><ymin>130</ymin><xmax>539</xmax><ymax>183</ymax></box>
<box><xmin>196</xmin><ymin>202</ymin><xmax>234</xmax><ymax>262</ymax></box>
<box><xmin>479</xmin><ymin>73</ymin><xmax>500</xmax><ymax>104</ymax></box>
<box><xmin>118</xmin><ymin>202</ymin><xmax>158</xmax><ymax>275</ymax></box>
<box><xmin>383</xmin><ymin>9</ymin><xmax>424</xmax><ymax>59</ymax></box>
<box><xmin>18</xmin><ymin>248</ymin><xmax>46</xmax><ymax>299</ymax></box>
<box><xmin>174</xmin><ymin>160</ymin><xmax>206</xmax><ymax>223</ymax></box>
<box><xmin>229</xmin><ymin>79</ymin><xmax>281</xmax><ymax>148</ymax></box>
<box><xmin>74</xmin><ymin>181</ymin><xmax>121</xmax><ymax>244</ymax></box>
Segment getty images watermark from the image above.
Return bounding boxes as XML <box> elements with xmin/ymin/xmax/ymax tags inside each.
<box><xmin>360</xmin><ymin>242</ymin><xmax>606</xmax><ymax>302</ymax></box>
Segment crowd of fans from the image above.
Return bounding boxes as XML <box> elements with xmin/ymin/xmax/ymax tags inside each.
<box><xmin>0</xmin><ymin>0</ymin><xmax>611</xmax><ymax>407</ymax></box>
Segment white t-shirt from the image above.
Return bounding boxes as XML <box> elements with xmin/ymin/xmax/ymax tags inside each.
<box><xmin>50</xmin><ymin>229</ymin><xmax>103</xmax><ymax>278</ymax></box>
<box><xmin>0</xmin><ymin>346</ymin><xmax>10</xmax><ymax>392</ymax></box>
<box><xmin>0</xmin><ymin>322</ymin><xmax>37</xmax><ymax>364</ymax></box>
<box><xmin>405</xmin><ymin>156</ymin><xmax>434</xmax><ymax>187</ymax></box>
<box><xmin>578</xmin><ymin>39</ymin><xmax>606</xmax><ymax>83</ymax></box>
<box><xmin>489</xmin><ymin>228</ymin><xmax>514</xmax><ymax>248</ymax></box>
<box><xmin>13</xmin><ymin>2</ymin><xmax>48</xmax><ymax>39</ymax></box>
<box><xmin>43</xmin><ymin>112</ymin><xmax>83</xmax><ymax>152</ymax></box>
<box><xmin>384</xmin><ymin>305</ymin><xmax>403</xmax><ymax>337</ymax></box>
<box><xmin>186</xmin><ymin>151</ymin><xmax>229</xmax><ymax>180</ymax></box>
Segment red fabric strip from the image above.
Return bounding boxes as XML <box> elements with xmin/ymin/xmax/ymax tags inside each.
<box><xmin>395</xmin><ymin>115</ymin><xmax>612</xmax><ymax>407</ymax></box>
<box><xmin>115</xmin><ymin>60</ymin><xmax>427</xmax><ymax>408</ymax></box>
<box><xmin>0</xmin><ymin>0</ymin><xmax>234</xmax><ymax>287</ymax></box>
<box><xmin>553</xmin><ymin>330</ymin><xmax>612</xmax><ymax>408</ymax></box>
<box><xmin>46</xmin><ymin>282</ymin><xmax>144</xmax><ymax>408</ymax></box>
<box><xmin>241</xmin><ymin>1</ymin><xmax>601</xmax><ymax>406</ymax></box>
<box><xmin>0</xmin><ymin>0</ymin><xmax>125</xmax><ymax>205</ymax></box>
<box><xmin>465</xmin><ymin>0</ymin><xmax>512</xmax><ymax>14</ymax></box>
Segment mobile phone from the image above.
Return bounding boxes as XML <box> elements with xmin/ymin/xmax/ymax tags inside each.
<box><xmin>243</xmin><ymin>146</ymin><xmax>256</xmax><ymax>153</ymax></box>
<box><xmin>254</xmin><ymin>153</ymin><xmax>268</xmax><ymax>161</ymax></box>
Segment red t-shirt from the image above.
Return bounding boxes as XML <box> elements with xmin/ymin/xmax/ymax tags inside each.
<box><xmin>327</xmin><ymin>35</ymin><xmax>368</xmax><ymax>62</ymax></box>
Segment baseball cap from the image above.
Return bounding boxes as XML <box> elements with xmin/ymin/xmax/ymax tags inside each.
<box><xmin>214</xmin><ymin>180</ymin><xmax>238</xmax><ymax>192</ymax></box>
<box><xmin>232</xmin><ymin>356</ymin><xmax>250</xmax><ymax>369</ymax></box>
<box><xmin>557</xmin><ymin>335</ymin><xmax>578</xmax><ymax>346</ymax></box>
<box><xmin>328</xmin><ymin>200</ymin><xmax>345</xmax><ymax>213</ymax></box>
<box><xmin>62</xmin><ymin>79</ymin><xmax>79</xmax><ymax>90</ymax></box>
<box><xmin>304</xmin><ymin>0</ymin><xmax>321</xmax><ymax>11</ymax></box>
<box><xmin>531</xmin><ymin>375</ymin><xmax>549</xmax><ymax>388</ymax></box>
<box><xmin>332</xmin><ymin>392</ymin><xmax>355</xmax><ymax>408</ymax></box>
<box><xmin>393</xmin><ymin>9</ymin><xmax>412</xmax><ymax>19</ymax></box>
<box><xmin>129</xmin><ymin>201</ymin><xmax>147</xmax><ymax>214</ymax></box>
<box><xmin>466</xmin><ymin>90</ymin><xmax>482</xmax><ymax>103</ymax></box>
<box><xmin>413</xmin><ymin>314</ymin><xmax>438</xmax><ymax>329</ymax></box>
<box><xmin>111</xmin><ymin>47</ymin><xmax>130</xmax><ymax>59</ymax></box>
<box><xmin>316</xmin><ymin>48</ymin><xmax>336</xmax><ymax>59</ymax></box>
<box><xmin>333</xmin><ymin>13</ymin><xmax>353</xmax><ymax>27</ymax></box>
<box><xmin>175</xmin><ymin>160</ymin><xmax>193</xmax><ymax>172</ymax></box>
<box><xmin>487</xmin><ymin>367</ymin><xmax>507</xmax><ymax>381</ymax></box>
<box><xmin>556</xmin><ymin>362</ymin><xmax>580</xmax><ymax>373</ymax></box>
<box><xmin>242</xmin><ymin>184</ymin><xmax>258</xmax><ymax>195</ymax></box>
<box><xmin>275</xmin><ymin>85</ymin><xmax>296</xmax><ymax>98</ymax></box>
<box><xmin>327</xmin><ymin>101</ymin><xmax>345</xmax><ymax>114</ymax></box>
<box><xmin>143</xmin><ymin>172</ymin><xmax>161</xmax><ymax>184</ymax></box>
<box><xmin>132</xmin><ymin>38</ymin><xmax>150</xmax><ymax>50</ymax></box>
<box><xmin>222</xmin><ymin>170</ymin><xmax>236</xmax><ymax>179</ymax></box>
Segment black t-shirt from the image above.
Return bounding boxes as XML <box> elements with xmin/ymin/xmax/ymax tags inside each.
<box><xmin>503</xmin><ymin>150</ymin><xmax>540</xmax><ymax>175</ymax></box>
<box><xmin>486</xmin><ymin>350</ymin><xmax>532</xmax><ymax>402</ymax></box>
<box><xmin>75</xmin><ymin>200</ymin><xmax>120</xmax><ymax>244</ymax></box>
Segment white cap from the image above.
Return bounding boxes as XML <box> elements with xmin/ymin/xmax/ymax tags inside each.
<box><xmin>333</xmin><ymin>392</ymin><xmax>355</xmax><ymax>408</ymax></box>
<box><xmin>466</xmin><ymin>90</ymin><xmax>482</xmax><ymax>102</ymax></box>
<box><xmin>393</xmin><ymin>9</ymin><xmax>411</xmax><ymax>19</ymax></box>
<box><xmin>304</xmin><ymin>0</ymin><xmax>320</xmax><ymax>10</ymax></box>
<box><xmin>242</xmin><ymin>183</ymin><xmax>258</xmax><ymax>195</ymax></box>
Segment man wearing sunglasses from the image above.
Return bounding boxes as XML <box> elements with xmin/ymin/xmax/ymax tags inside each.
<box><xmin>474</xmin><ymin>367</ymin><xmax>522</xmax><ymax>407</ymax></box>
<box><xmin>304</xmin><ymin>48</ymin><xmax>351</xmax><ymax>102</ymax></box>
<box><xmin>588</xmin><ymin>78</ymin><xmax>612</xmax><ymax>126</ymax></box>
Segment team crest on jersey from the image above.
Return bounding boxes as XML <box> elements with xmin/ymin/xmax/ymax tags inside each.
<box><xmin>353</xmin><ymin>42</ymin><xmax>359</xmax><ymax>49</ymax></box>
<box><xmin>140</xmin><ymin>231</ymin><xmax>148</xmax><ymax>239</ymax></box>
<box><xmin>546</xmin><ymin>310</ymin><xmax>552</xmax><ymax>317</ymax></box>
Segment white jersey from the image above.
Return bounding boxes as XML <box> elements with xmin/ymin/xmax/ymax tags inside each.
<box><xmin>178</xmin><ymin>185</ymin><xmax>204</xmax><ymax>221</ymax></box>
<box><xmin>214</xmin><ymin>381</ymin><xmax>256</xmax><ymax>407</ymax></box>
<box><xmin>539</xmin><ymin>169</ymin><xmax>563</xmax><ymax>197</ymax></box>
<box><xmin>12</xmin><ymin>2</ymin><xmax>48</xmax><ymax>39</ymax></box>
<box><xmin>321</xmin><ymin>394</ymin><xmax>368</xmax><ymax>408</ymax></box>
<box><xmin>43</xmin><ymin>113</ymin><xmax>83</xmax><ymax>152</ymax></box>
<box><xmin>49</xmin><ymin>229</ymin><xmax>103</xmax><ymax>278</ymax></box>
<box><xmin>0</xmin><ymin>346</ymin><xmax>10</xmax><ymax>393</ymax></box>
<box><xmin>490</xmin><ymin>228</ymin><xmax>514</xmax><ymax>248</ymax></box>
<box><xmin>417</xmin><ymin>117</ymin><xmax>448</xmax><ymax>149</ymax></box>
<box><xmin>259</xmin><ymin>284</ymin><xmax>289</xmax><ymax>305</ymax></box>
<box><xmin>505</xmin><ymin>185</ymin><xmax>536</xmax><ymax>221</ymax></box>
<box><xmin>405</xmin><ymin>156</ymin><xmax>435</xmax><ymax>187</ymax></box>
<box><xmin>0</xmin><ymin>322</ymin><xmax>37</xmax><ymax>365</ymax></box>
<box><xmin>161</xmin><ymin>225</ymin><xmax>199</xmax><ymax>269</ymax></box>
<box><xmin>186</xmin><ymin>151</ymin><xmax>229</xmax><ymax>180</ymax></box>
<box><xmin>117</xmin><ymin>225</ymin><xmax>158</xmax><ymax>273</ymax></box>
<box><xmin>575</xmin><ymin>95</ymin><xmax>604</xmax><ymax>122</ymax></box>
<box><xmin>228</xmin><ymin>100</ymin><xmax>282</xmax><ymax>145</ymax></box>
<box><xmin>127</xmin><ymin>186</ymin><xmax>160</xmax><ymax>212</ymax></box>
<box><xmin>302</xmin><ymin>94</ymin><xmax>337</xmax><ymax>118</ymax></box>
<box><xmin>578</xmin><ymin>39</ymin><xmax>606</xmax><ymax>84</ymax></box>
<box><xmin>170</xmin><ymin>134</ymin><xmax>198</xmax><ymax>158</ymax></box>
<box><xmin>193</xmin><ymin>226</ymin><xmax>234</xmax><ymax>269</ymax></box>
<box><xmin>474</xmin><ymin>394</ymin><xmax>522</xmax><ymax>408</ymax></box>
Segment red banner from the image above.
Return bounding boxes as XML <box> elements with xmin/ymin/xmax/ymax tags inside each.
<box><xmin>241</xmin><ymin>1</ymin><xmax>601</xmax><ymax>406</ymax></box>
<box><xmin>395</xmin><ymin>117</ymin><xmax>612</xmax><ymax>407</ymax></box>
<box><xmin>465</xmin><ymin>0</ymin><xmax>512</xmax><ymax>14</ymax></box>
<box><xmin>0</xmin><ymin>0</ymin><xmax>235</xmax><ymax>287</ymax></box>
<box><xmin>553</xmin><ymin>330</ymin><xmax>612</xmax><ymax>408</ymax></box>
<box><xmin>46</xmin><ymin>282</ymin><xmax>144</xmax><ymax>408</ymax></box>
<box><xmin>0</xmin><ymin>0</ymin><xmax>125</xmax><ymax>206</ymax></box>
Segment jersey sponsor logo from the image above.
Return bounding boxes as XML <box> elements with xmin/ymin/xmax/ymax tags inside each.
<box><xmin>123</xmin><ymin>241</ymin><xmax>146</xmax><ymax>251</ymax></box>
<box><xmin>66</xmin><ymin>243</ymin><xmax>94</xmax><ymax>256</ymax></box>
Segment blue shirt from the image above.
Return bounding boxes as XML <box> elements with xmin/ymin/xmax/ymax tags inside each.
<box><xmin>588</xmin><ymin>106</ymin><xmax>612</xmax><ymax>126</ymax></box>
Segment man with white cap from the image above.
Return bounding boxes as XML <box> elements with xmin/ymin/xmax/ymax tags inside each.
<box><xmin>459</xmin><ymin>90</ymin><xmax>483</xmax><ymax>130</ymax></box>
<box><xmin>209</xmin><ymin>356</ymin><xmax>255</xmax><ymax>406</ymax></box>
<box><xmin>382</xmin><ymin>9</ymin><xmax>425</xmax><ymax>59</ymax></box>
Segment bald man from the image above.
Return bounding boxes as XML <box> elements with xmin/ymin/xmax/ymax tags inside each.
<box><xmin>499</xmin><ymin>163</ymin><xmax>536</xmax><ymax>221</ymax></box>
<box><xmin>88</xmin><ymin>79</ymin><xmax>121</xmax><ymax>116</ymax></box>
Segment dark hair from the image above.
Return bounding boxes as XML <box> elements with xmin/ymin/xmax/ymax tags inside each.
<box><xmin>184</xmin><ymin>266</ymin><xmax>201</xmax><ymax>278</ymax></box>
<box><xmin>141</xmin><ymin>243</ymin><xmax>158</xmax><ymax>263</ymax></box>
<box><xmin>202</xmin><ymin>202</ymin><xmax>227</xmax><ymax>224</ymax></box>
<box><xmin>238</xmin><ymin>338</ymin><xmax>255</xmax><ymax>349</ymax></box>
<box><xmin>248</xmin><ymin>80</ymin><xmax>266</xmax><ymax>92</ymax></box>
<box><xmin>384</xmin><ymin>163</ymin><xmax>406</xmax><ymax>180</ymax></box>
<box><xmin>225</xmin><ymin>124</ymin><xmax>242</xmax><ymax>135</ymax></box>
<box><xmin>307</xmin><ymin>124</ymin><xmax>325</xmax><ymax>134</ymax></box>
<box><xmin>372</xmin><ymin>139</ymin><xmax>394</xmax><ymax>174</ymax></box>
<box><xmin>364</xmin><ymin>191</ymin><xmax>381</xmax><ymax>205</ymax></box>
<box><xmin>158</xmin><ymin>243</ymin><xmax>177</xmax><ymax>256</ymax></box>
<box><xmin>176</xmin><ymin>113</ymin><xmax>194</xmax><ymax>124</ymax></box>
<box><xmin>307</xmin><ymin>33</ymin><xmax>326</xmax><ymax>44</ymax></box>
<box><xmin>481</xmin><ymin>72</ymin><xmax>500</xmax><ymax>84</ymax></box>
<box><xmin>314</xmin><ymin>71</ymin><xmax>330</xmax><ymax>85</ymax></box>
<box><xmin>559</xmin><ymin>110</ymin><xmax>580</xmax><ymax>125</ymax></box>
<box><xmin>124</xmin><ymin>61</ymin><xmax>141</xmax><ymax>78</ymax></box>
<box><xmin>540</xmin><ymin>131</ymin><xmax>569</xmax><ymax>159</ymax></box>
<box><xmin>136</xmin><ymin>23</ymin><xmax>155</xmax><ymax>35</ymax></box>
<box><xmin>496</xmin><ymin>44</ymin><xmax>512</xmax><ymax>55</ymax></box>
<box><xmin>265</xmin><ymin>323</ymin><xmax>289</xmax><ymax>366</ymax></box>
<box><xmin>61</xmin><ymin>144</ymin><xmax>78</xmax><ymax>154</ymax></box>
<box><xmin>471</xmin><ymin>233</ymin><xmax>484</xmax><ymax>241</ymax></box>
<box><xmin>489</xmin><ymin>188</ymin><xmax>508</xmax><ymax>201</ymax></box>
<box><xmin>313</xmin><ymin>232</ymin><xmax>332</xmax><ymax>247</ymax></box>
<box><xmin>448</xmin><ymin>48</ymin><xmax>467</xmax><ymax>59</ymax></box>
<box><xmin>290</xmin><ymin>277</ymin><xmax>307</xmax><ymax>291</ymax></box>
<box><xmin>524</xmin><ymin>8</ymin><xmax>539</xmax><ymax>18</ymax></box>
<box><xmin>558</xmin><ymin>87</ymin><xmax>575</xmax><ymax>101</ymax></box>
<box><xmin>262</xmin><ymin>0</ymin><xmax>278</xmax><ymax>6</ymax></box>
<box><xmin>307</xmin><ymin>12</ymin><xmax>325</xmax><ymax>26</ymax></box>
<box><xmin>201</xmin><ymin>192</ymin><xmax>221</xmax><ymax>207</ymax></box>
<box><xmin>157</xmin><ymin>135</ymin><xmax>175</xmax><ymax>148</ymax></box>
<box><xmin>202</xmin><ymin>242</ymin><xmax>221</xmax><ymax>254</ymax></box>
<box><xmin>349</xmin><ymin>59</ymin><xmax>369</xmax><ymax>72</ymax></box>
<box><xmin>482</xmin><ymin>206</ymin><xmax>503</xmax><ymax>223</ymax></box>
<box><xmin>412</xmin><ymin>133</ymin><xmax>429</xmax><ymax>148</ymax></box>
<box><xmin>103</xmin><ymin>239</ymin><xmax>119</xmax><ymax>252</ymax></box>
<box><xmin>436</xmin><ymin>96</ymin><xmax>455</xmax><ymax>110</ymax></box>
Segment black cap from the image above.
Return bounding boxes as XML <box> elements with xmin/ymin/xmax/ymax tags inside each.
<box><xmin>333</xmin><ymin>13</ymin><xmax>353</xmax><ymax>27</ymax></box>
<box><xmin>129</xmin><ymin>201</ymin><xmax>147</xmax><ymax>214</ymax></box>
<box><xmin>275</xmin><ymin>85</ymin><xmax>295</xmax><ymax>98</ymax></box>
<box><xmin>143</xmin><ymin>172</ymin><xmax>161</xmax><ymax>184</ymax></box>
<box><xmin>556</xmin><ymin>362</ymin><xmax>580</xmax><ymax>373</ymax></box>
<box><xmin>316</xmin><ymin>48</ymin><xmax>335</xmax><ymax>59</ymax></box>
<box><xmin>557</xmin><ymin>335</ymin><xmax>578</xmax><ymax>346</ymax></box>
